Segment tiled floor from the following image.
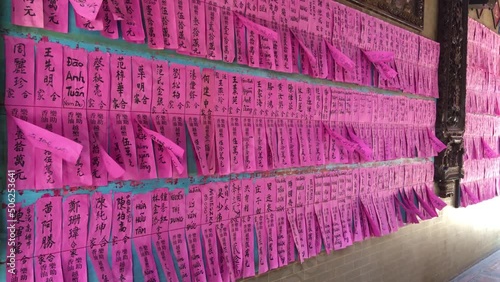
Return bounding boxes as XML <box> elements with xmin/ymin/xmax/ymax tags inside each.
<box><xmin>452</xmin><ymin>250</ymin><xmax>500</xmax><ymax>282</ymax></box>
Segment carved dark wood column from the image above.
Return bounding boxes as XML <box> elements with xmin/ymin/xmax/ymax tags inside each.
<box><xmin>434</xmin><ymin>0</ymin><xmax>468</xmax><ymax>206</ymax></box>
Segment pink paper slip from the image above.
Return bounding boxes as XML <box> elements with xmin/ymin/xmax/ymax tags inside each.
<box><xmin>221</xmin><ymin>3</ymin><xmax>235</xmax><ymax>63</ymax></box>
<box><xmin>120</xmin><ymin>0</ymin><xmax>145</xmax><ymax>43</ymax></box>
<box><xmin>4</xmin><ymin>36</ymin><xmax>35</xmax><ymax>107</ymax></box>
<box><xmin>242</xmin><ymin>1</ymin><xmax>261</xmax><ymax>68</ymax></box>
<box><xmin>235</xmin><ymin>12</ymin><xmax>249</xmax><ymax>65</ymax></box>
<box><xmin>242</xmin><ymin>76</ymin><xmax>257</xmax><ymax>172</ymax></box>
<box><xmin>295</xmin><ymin>176</ymin><xmax>309</xmax><ymax>260</ymax></box>
<box><xmin>87</xmin><ymin>51</ymin><xmax>111</xmax><ymax>110</ymax></box>
<box><xmin>151</xmin><ymin>61</ymin><xmax>169</xmax><ymax>114</ymax></box>
<box><xmin>108</xmin><ymin>0</ymin><xmax>127</xmax><ymax>20</ymax></box>
<box><xmin>320</xmin><ymin>173</ymin><xmax>335</xmax><ymax>250</ymax></box>
<box><xmin>190</xmin><ymin>0</ymin><xmax>207</xmax><ymax>57</ymax></box>
<box><xmin>351</xmin><ymin>169</ymin><xmax>364</xmax><ymax>242</ymax></box>
<box><xmin>62</xmin><ymin>195</ymin><xmax>89</xmax><ymax>282</ymax></box>
<box><xmin>109</xmin><ymin>112</ymin><xmax>138</xmax><ymax>180</ymax></box>
<box><xmin>313</xmin><ymin>174</ymin><xmax>330</xmax><ymax>252</ymax></box>
<box><xmin>11</xmin><ymin>0</ymin><xmax>44</xmax><ymax>28</ymax></box>
<box><xmin>241</xmin><ymin>179</ymin><xmax>256</xmax><ymax>278</ymax></box>
<box><xmin>229</xmin><ymin>180</ymin><xmax>244</xmax><ymax>278</ymax></box>
<box><xmin>160</xmin><ymin>0</ymin><xmax>178</xmax><ymax>49</ymax></box>
<box><xmin>200</xmin><ymin>71</ymin><xmax>216</xmax><ymax>174</ymax></box>
<box><xmin>305</xmin><ymin>174</ymin><xmax>318</xmax><ymax>257</ymax></box>
<box><xmin>275</xmin><ymin>177</ymin><xmax>289</xmax><ymax>266</ymax></box>
<box><xmin>87</xmin><ymin>51</ymin><xmax>111</xmax><ymax>185</ymax></box>
<box><xmin>132</xmin><ymin>193</ymin><xmax>160</xmax><ymax>282</ymax></box>
<box><xmin>62</xmin><ymin>109</ymin><xmax>93</xmax><ymax>186</ymax></box>
<box><xmin>186</xmin><ymin>189</ymin><xmax>207</xmax><ymax>282</ymax></box>
<box><xmin>74</xmin><ymin>8</ymin><xmax>104</xmax><ymax>31</ymax></box>
<box><xmin>9</xmin><ymin>112</ymin><xmax>81</xmax><ymax>163</ymax></box>
<box><xmin>34</xmin><ymin>41</ymin><xmax>63</xmax><ymax>189</ymax></box>
<box><xmin>69</xmin><ymin>0</ymin><xmax>102</xmax><ymax>20</ymax></box>
<box><xmin>427</xmin><ymin>128</ymin><xmax>447</xmax><ymax>153</ymax></box>
<box><xmin>6</xmin><ymin>204</ymin><xmax>35</xmax><ymax>282</ymax></box>
<box><xmin>87</xmin><ymin>193</ymin><xmax>113</xmax><ymax>282</ymax></box>
<box><xmin>426</xmin><ymin>185</ymin><xmax>447</xmax><ymax>211</ymax></box>
<box><xmin>133</xmin><ymin>114</ymin><xmax>157</xmax><ymax>180</ymax></box>
<box><xmin>44</xmin><ymin>0</ymin><xmax>69</xmax><ymax>32</ymax></box>
<box><xmin>327</xmin><ymin>174</ymin><xmax>342</xmax><ymax>248</ymax></box>
<box><xmin>6</xmin><ymin>107</ymin><xmax>36</xmax><ymax>190</ymax></box>
<box><xmin>214</xmin><ymin>182</ymin><xmax>235</xmax><ymax>281</ymax></box>
<box><xmin>169</xmin><ymin>189</ymin><xmax>192</xmax><ymax>282</ymax></box>
<box><xmin>214</xmin><ymin>71</ymin><xmax>231</xmax><ymax>175</ymax></box>
<box><xmin>167</xmin><ymin>115</ymin><xmax>188</xmax><ymax>178</ymax></box>
<box><xmin>62</xmin><ymin>46</ymin><xmax>88</xmax><ymax>109</ymax></box>
<box><xmin>131</xmin><ymin>57</ymin><xmax>153</xmax><ymax>112</ymax></box>
<box><xmin>141</xmin><ymin>0</ymin><xmax>164</xmax><ymax>49</ymax></box>
<box><xmin>100</xmin><ymin>0</ymin><xmax>118</xmax><ymax>39</ymax></box>
<box><xmin>139</xmin><ymin>121</ymin><xmax>185</xmax><ymax>174</ymax></box>
<box><xmin>187</xmin><ymin>115</ymin><xmax>210</xmax><ymax>175</ymax></box>
<box><xmin>88</xmin><ymin>110</ymin><xmax>114</xmax><ymax>186</ymax></box>
<box><xmin>112</xmin><ymin>193</ymin><xmax>133</xmax><ymax>282</ymax></box>
<box><xmin>35</xmin><ymin>197</ymin><xmax>63</xmax><ymax>282</ymax></box>
<box><xmin>415</xmin><ymin>186</ymin><xmax>438</xmax><ymax>218</ymax></box>
<box><xmin>151</xmin><ymin>189</ymin><xmax>179</xmax><ymax>282</ymax></box>
<box><xmin>168</xmin><ymin>67</ymin><xmax>188</xmax><ymax>174</ymax></box>
<box><xmin>343</xmin><ymin>171</ymin><xmax>355</xmax><ymax>245</ymax></box>
<box><xmin>110</xmin><ymin>55</ymin><xmax>132</xmax><ymax>111</ymax></box>
<box><xmin>201</xmin><ymin>184</ymin><xmax>223</xmax><ymax>281</ymax></box>
<box><xmin>254</xmin><ymin>179</ymin><xmax>269</xmax><ymax>273</ymax></box>
<box><xmin>264</xmin><ymin>81</ymin><xmax>278</xmax><ymax>158</ymax></box>
<box><xmin>205</xmin><ymin>1</ymin><xmax>222</xmax><ymax>60</ymax></box>
<box><xmin>151</xmin><ymin>115</ymin><xmax>173</xmax><ymax>178</ymax></box>
<box><xmin>174</xmin><ymin>0</ymin><xmax>192</xmax><ymax>52</ymax></box>
<box><xmin>264</xmin><ymin>177</ymin><xmax>279</xmax><ymax>270</ymax></box>
<box><xmin>254</xmin><ymin>79</ymin><xmax>269</xmax><ymax>171</ymax></box>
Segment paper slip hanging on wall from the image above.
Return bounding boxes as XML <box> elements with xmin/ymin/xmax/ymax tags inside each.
<box><xmin>111</xmin><ymin>193</ymin><xmax>133</xmax><ymax>281</ymax></box>
<box><xmin>5</xmin><ymin>204</ymin><xmax>35</xmax><ymax>282</ymax></box>
<box><xmin>169</xmin><ymin>189</ymin><xmax>192</xmax><ymax>281</ymax></box>
<box><xmin>185</xmin><ymin>186</ymin><xmax>207</xmax><ymax>282</ymax></box>
<box><xmin>241</xmin><ymin>76</ymin><xmax>257</xmax><ymax>172</ymax></box>
<box><xmin>213</xmin><ymin>182</ymin><xmax>235</xmax><ymax>282</ymax></box>
<box><xmin>254</xmin><ymin>179</ymin><xmax>270</xmax><ymax>273</ymax></box>
<box><xmin>12</xmin><ymin>0</ymin><xmax>44</xmax><ymax>28</ymax></box>
<box><xmin>254</xmin><ymin>78</ymin><xmax>269</xmax><ymax>171</ymax></box>
<box><xmin>33</xmin><ymin>41</ymin><xmax>64</xmax><ymax>189</ymax></box>
<box><xmin>34</xmin><ymin>196</ymin><xmax>64</xmax><ymax>282</ymax></box>
<box><xmin>87</xmin><ymin>192</ymin><xmax>114</xmax><ymax>282</ymax></box>
<box><xmin>264</xmin><ymin>177</ymin><xmax>279</xmax><ymax>270</ymax></box>
<box><xmin>151</xmin><ymin>189</ymin><xmax>179</xmax><ymax>282</ymax></box>
<box><xmin>132</xmin><ymin>193</ymin><xmax>160</xmax><ymax>282</ymax></box>
<box><xmin>213</xmin><ymin>71</ymin><xmax>231</xmax><ymax>175</ymax></box>
<box><xmin>141</xmin><ymin>0</ymin><xmax>164</xmax><ymax>49</ymax></box>
<box><xmin>241</xmin><ymin>179</ymin><xmax>256</xmax><ymax>278</ymax></box>
<box><xmin>100</xmin><ymin>0</ymin><xmax>118</xmax><ymax>39</ymax></box>
<box><xmin>201</xmin><ymin>184</ymin><xmax>223</xmax><ymax>281</ymax></box>
<box><xmin>5</xmin><ymin>37</ymin><xmax>37</xmax><ymax>190</ymax></box>
<box><xmin>109</xmin><ymin>55</ymin><xmax>138</xmax><ymax>181</ymax></box>
<box><xmin>87</xmin><ymin>50</ymin><xmax>112</xmax><ymax>186</ymax></box>
<box><xmin>131</xmin><ymin>57</ymin><xmax>157</xmax><ymax>180</ymax></box>
<box><xmin>74</xmin><ymin>7</ymin><xmax>104</xmax><ymax>31</ymax></box>
<box><xmin>120</xmin><ymin>0</ymin><xmax>145</xmax><ymax>43</ymax></box>
<box><xmin>43</xmin><ymin>0</ymin><xmax>69</xmax><ymax>32</ymax></box>
<box><xmin>229</xmin><ymin>179</ymin><xmax>244</xmax><ymax>279</ymax></box>
<box><xmin>62</xmin><ymin>195</ymin><xmax>89</xmax><ymax>282</ymax></box>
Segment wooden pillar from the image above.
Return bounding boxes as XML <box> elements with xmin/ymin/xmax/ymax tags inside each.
<box><xmin>434</xmin><ymin>0</ymin><xmax>469</xmax><ymax>206</ymax></box>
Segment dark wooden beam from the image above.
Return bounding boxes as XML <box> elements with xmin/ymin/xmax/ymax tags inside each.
<box><xmin>434</xmin><ymin>0</ymin><xmax>469</xmax><ymax>207</ymax></box>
